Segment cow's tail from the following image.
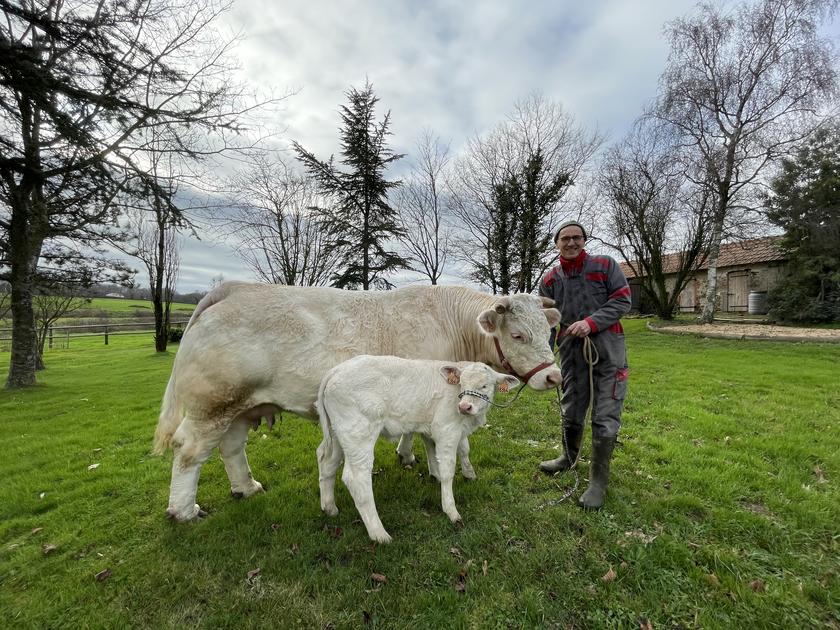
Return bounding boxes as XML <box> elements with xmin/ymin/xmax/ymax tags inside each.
<box><xmin>153</xmin><ymin>371</ymin><xmax>181</xmax><ymax>454</ymax></box>
<box><xmin>315</xmin><ymin>370</ymin><xmax>335</xmax><ymax>464</ymax></box>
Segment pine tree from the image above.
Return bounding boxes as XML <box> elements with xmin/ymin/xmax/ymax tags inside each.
<box><xmin>294</xmin><ymin>82</ymin><xmax>408</xmax><ymax>290</ymax></box>
<box><xmin>766</xmin><ymin>126</ymin><xmax>840</xmax><ymax>322</ymax></box>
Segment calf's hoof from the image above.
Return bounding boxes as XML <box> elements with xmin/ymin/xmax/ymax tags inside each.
<box><xmin>368</xmin><ymin>530</ymin><xmax>393</xmax><ymax>544</ymax></box>
<box><xmin>461</xmin><ymin>467</ymin><xmax>477</xmax><ymax>481</ymax></box>
<box><xmin>166</xmin><ymin>503</ymin><xmax>205</xmax><ymax>522</ymax></box>
<box><xmin>322</xmin><ymin>504</ymin><xmax>339</xmax><ymax>517</ymax></box>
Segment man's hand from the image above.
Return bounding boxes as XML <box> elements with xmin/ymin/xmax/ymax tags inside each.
<box><xmin>566</xmin><ymin>320</ymin><xmax>591</xmax><ymax>338</ymax></box>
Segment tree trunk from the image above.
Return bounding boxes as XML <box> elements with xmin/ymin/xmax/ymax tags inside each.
<box><xmin>700</xmin><ymin>215</ymin><xmax>726</xmax><ymax>324</ymax></box>
<box><xmin>7</xmin><ymin>254</ymin><xmax>39</xmax><ymax>388</ymax></box>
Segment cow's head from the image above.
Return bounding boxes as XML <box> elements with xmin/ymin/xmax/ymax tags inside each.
<box><xmin>477</xmin><ymin>294</ymin><xmax>562</xmax><ymax>390</ymax></box>
<box><xmin>440</xmin><ymin>363</ymin><xmax>519</xmax><ymax>416</ymax></box>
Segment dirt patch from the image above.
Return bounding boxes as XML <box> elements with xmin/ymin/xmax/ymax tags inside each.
<box><xmin>650</xmin><ymin>322</ymin><xmax>840</xmax><ymax>342</ymax></box>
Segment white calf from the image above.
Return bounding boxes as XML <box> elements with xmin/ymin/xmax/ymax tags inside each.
<box><xmin>316</xmin><ymin>355</ymin><xmax>519</xmax><ymax>543</ymax></box>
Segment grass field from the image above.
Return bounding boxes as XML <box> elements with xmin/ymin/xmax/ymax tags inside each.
<box><xmin>1</xmin><ymin>321</ymin><xmax>838</xmax><ymax>628</ymax></box>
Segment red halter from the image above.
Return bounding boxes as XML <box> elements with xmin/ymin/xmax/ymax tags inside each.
<box><xmin>493</xmin><ymin>338</ymin><xmax>555</xmax><ymax>384</ymax></box>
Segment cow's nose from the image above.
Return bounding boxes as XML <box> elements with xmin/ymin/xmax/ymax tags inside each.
<box><xmin>545</xmin><ymin>370</ymin><xmax>562</xmax><ymax>388</ymax></box>
<box><xmin>458</xmin><ymin>401</ymin><xmax>473</xmax><ymax>414</ymax></box>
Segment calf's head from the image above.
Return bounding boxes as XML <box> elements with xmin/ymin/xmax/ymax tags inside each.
<box><xmin>441</xmin><ymin>364</ymin><xmax>520</xmax><ymax>416</ymax></box>
<box><xmin>477</xmin><ymin>294</ymin><xmax>562</xmax><ymax>390</ymax></box>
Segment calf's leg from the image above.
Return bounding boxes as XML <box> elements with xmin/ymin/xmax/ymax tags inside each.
<box><xmin>166</xmin><ymin>416</ymin><xmax>226</xmax><ymax>521</ymax></box>
<box><xmin>434</xmin><ymin>437</ymin><xmax>462</xmax><ymax>524</ymax></box>
<box><xmin>342</xmin><ymin>444</ymin><xmax>391</xmax><ymax>543</ymax></box>
<box><xmin>219</xmin><ymin>417</ymin><xmax>264</xmax><ymax>498</ymax></box>
<box><xmin>457</xmin><ymin>435</ymin><xmax>476</xmax><ymax>480</ymax></box>
<box><xmin>420</xmin><ymin>434</ymin><xmax>440</xmax><ymax>480</ymax></box>
<box><xmin>316</xmin><ymin>436</ymin><xmax>344</xmax><ymax>517</ymax></box>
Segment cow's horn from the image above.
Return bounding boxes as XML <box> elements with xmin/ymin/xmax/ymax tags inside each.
<box><xmin>494</xmin><ymin>297</ymin><xmax>511</xmax><ymax>314</ymax></box>
<box><xmin>540</xmin><ymin>296</ymin><xmax>555</xmax><ymax>308</ymax></box>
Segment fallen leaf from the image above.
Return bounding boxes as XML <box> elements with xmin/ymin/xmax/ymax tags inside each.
<box><xmin>31</xmin><ymin>527</ymin><xmax>43</xmax><ymax>535</ymax></box>
<box><xmin>270</xmin><ymin>523</ymin><xmax>280</xmax><ymax>532</ymax></box>
<box><xmin>814</xmin><ymin>466</ymin><xmax>827</xmax><ymax>484</ymax></box>
<box><xmin>601</xmin><ymin>566</ymin><xmax>617</xmax><ymax>582</ymax></box>
<box><xmin>749</xmin><ymin>579</ymin><xmax>765</xmax><ymax>592</ymax></box>
<box><xmin>620</xmin><ymin>561</ymin><xmax>628</xmax><ymax>570</ymax></box>
<box><xmin>638</xmin><ymin>618</ymin><xmax>654</xmax><ymax>630</ymax></box>
<box><xmin>39</xmin><ymin>492</ymin><xmax>46</xmax><ymax>499</ymax></box>
<box><xmin>94</xmin><ymin>568</ymin><xmax>111</xmax><ymax>582</ymax></box>
<box><xmin>93</xmin><ymin>448</ymin><xmax>102</xmax><ymax>453</ymax></box>
<box><xmin>43</xmin><ymin>544</ymin><xmax>57</xmax><ymax>555</ymax></box>
<box><xmin>247</xmin><ymin>568</ymin><xmax>261</xmax><ymax>581</ymax></box>
<box><xmin>706</xmin><ymin>573</ymin><xmax>720</xmax><ymax>586</ymax></box>
<box><xmin>371</xmin><ymin>573</ymin><xmax>387</xmax><ymax>584</ymax></box>
<box><xmin>449</xmin><ymin>547</ymin><xmax>463</xmax><ymax>559</ymax></box>
<box><xmin>482</xmin><ymin>559</ymin><xmax>488</xmax><ymax>576</ymax></box>
<box><xmin>289</xmin><ymin>543</ymin><xmax>299</xmax><ymax>554</ymax></box>
<box><xmin>88</xmin><ymin>463</ymin><xmax>100</xmax><ymax>471</ymax></box>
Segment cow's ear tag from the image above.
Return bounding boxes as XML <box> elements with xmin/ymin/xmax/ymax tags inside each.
<box><xmin>498</xmin><ymin>381</ymin><xmax>510</xmax><ymax>393</ymax></box>
<box><xmin>447</xmin><ymin>373</ymin><xmax>460</xmax><ymax>385</ymax></box>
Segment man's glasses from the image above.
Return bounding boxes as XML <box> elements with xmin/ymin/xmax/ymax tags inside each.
<box><xmin>559</xmin><ymin>235</ymin><xmax>584</xmax><ymax>243</ymax></box>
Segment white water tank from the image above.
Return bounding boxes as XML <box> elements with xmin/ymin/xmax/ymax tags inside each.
<box><xmin>748</xmin><ymin>291</ymin><xmax>769</xmax><ymax>315</ymax></box>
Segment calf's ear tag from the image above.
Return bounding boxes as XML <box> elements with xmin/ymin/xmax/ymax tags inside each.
<box><xmin>447</xmin><ymin>373</ymin><xmax>460</xmax><ymax>385</ymax></box>
<box><xmin>498</xmin><ymin>381</ymin><xmax>510</xmax><ymax>393</ymax></box>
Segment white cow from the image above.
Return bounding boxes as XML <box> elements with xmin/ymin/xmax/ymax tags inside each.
<box><xmin>153</xmin><ymin>282</ymin><xmax>561</xmax><ymax>522</ymax></box>
<box><xmin>317</xmin><ymin>356</ymin><xmax>518</xmax><ymax>543</ymax></box>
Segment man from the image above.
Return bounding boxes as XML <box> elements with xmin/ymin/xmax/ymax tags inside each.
<box><xmin>538</xmin><ymin>220</ymin><xmax>631</xmax><ymax>509</ymax></box>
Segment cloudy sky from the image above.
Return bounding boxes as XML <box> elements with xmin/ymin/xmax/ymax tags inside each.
<box><xmin>165</xmin><ymin>0</ymin><xmax>827</xmax><ymax>292</ymax></box>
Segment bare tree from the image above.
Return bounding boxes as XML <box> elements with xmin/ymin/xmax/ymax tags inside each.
<box><xmin>653</xmin><ymin>0</ymin><xmax>838</xmax><ymax>322</ymax></box>
<box><xmin>396</xmin><ymin>130</ymin><xmax>454</xmax><ymax>285</ymax></box>
<box><xmin>33</xmin><ymin>287</ymin><xmax>91</xmax><ymax>370</ymax></box>
<box><xmin>451</xmin><ymin>93</ymin><xmax>601</xmax><ymax>294</ymax></box>
<box><xmin>225</xmin><ymin>156</ymin><xmax>341</xmax><ymax>286</ymax></box>
<box><xmin>599</xmin><ymin>120</ymin><xmax>715</xmax><ymax>319</ymax></box>
<box><xmin>0</xmin><ymin>0</ymin><xmax>278</xmax><ymax>388</ymax></box>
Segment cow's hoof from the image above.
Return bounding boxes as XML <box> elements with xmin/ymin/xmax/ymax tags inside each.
<box><xmin>369</xmin><ymin>531</ymin><xmax>392</xmax><ymax>544</ymax></box>
<box><xmin>452</xmin><ymin>518</ymin><xmax>464</xmax><ymax>529</ymax></box>
<box><xmin>166</xmin><ymin>504</ymin><xmax>204</xmax><ymax>522</ymax></box>
<box><xmin>398</xmin><ymin>453</ymin><xmax>417</xmax><ymax>468</ymax></box>
<box><xmin>461</xmin><ymin>468</ymin><xmax>477</xmax><ymax>481</ymax></box>
<box><xmin>322</xmin><ymin>505</ymin><xmax>339</xmax><ymax>517</ymax></box>
<box><xmin>231</xmin><ymin>481</ymin><xmax>264</xmax><ymax>499</ymax></box>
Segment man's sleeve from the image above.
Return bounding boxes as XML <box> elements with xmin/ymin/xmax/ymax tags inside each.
<box><xmin>583</xmin><ymin>258</ymin><xmax>632</xmax><ymax>333</ymax></box>
<box><xmin>539</xmin><ymin>268</ymin><xmax>561</xmax><ymax>348</ymax></box>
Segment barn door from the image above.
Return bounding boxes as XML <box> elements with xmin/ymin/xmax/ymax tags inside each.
<box><xmin>726</xmin><ymin>271</ymin><xmax>749</xmax><ymax>312</ymax></box>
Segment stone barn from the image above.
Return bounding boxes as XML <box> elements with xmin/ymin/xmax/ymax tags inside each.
<box><xmin>619</xmin><ymin>236</ymin><xmax>788</xmax><ymax>315</ymax></box>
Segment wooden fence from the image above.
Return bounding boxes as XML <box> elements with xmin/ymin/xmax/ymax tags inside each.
<box><xmin>0</xmin><ymin>320</ymin><xmax>190</xmax><ymax>351</ymax></box>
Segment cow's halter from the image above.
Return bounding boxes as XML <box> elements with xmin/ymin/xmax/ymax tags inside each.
<box><xmin>493</xmin><ymin>338</ymin><xmax>555</xmax><ymax>384</ymax></box>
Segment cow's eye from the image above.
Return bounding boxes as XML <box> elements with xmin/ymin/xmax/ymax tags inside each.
<box><xmin>511</xmin><ymin>332</ymin><xmax>524</xmax><ymax>342</ymax></box>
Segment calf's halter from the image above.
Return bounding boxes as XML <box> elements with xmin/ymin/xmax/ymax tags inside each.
<box><xmin>493</xmin><ymin>337</ymin><xmax>555</xmax><ymax>384</ymax></box>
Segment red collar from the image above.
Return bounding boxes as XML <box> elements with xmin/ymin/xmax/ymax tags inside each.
<box><xmin>559</xmin><ymin>250</ymin><xmax>587</xmax><ymax>275</ymax></box>
<box><xmin>493</xmin><ymin>338</ymin><xmax>554</xmax><ymax>385</ymax></box>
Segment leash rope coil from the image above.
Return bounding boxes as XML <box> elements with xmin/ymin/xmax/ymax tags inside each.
<box><xmin>538</xmin><ymin>331</ymin><xmax>599</xmax><ymax>508</ymax></box>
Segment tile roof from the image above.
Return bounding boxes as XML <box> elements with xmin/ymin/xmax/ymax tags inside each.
<box><xmin>619</xmin><ymin>236</ymin><xmax>787</xmax><ymax>279</ymax></box>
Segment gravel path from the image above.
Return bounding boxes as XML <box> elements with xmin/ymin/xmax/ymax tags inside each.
<box><xmin>649</xmin><ymin>322</ymin><xmax>840</xmax><ymax>342</ymax></box>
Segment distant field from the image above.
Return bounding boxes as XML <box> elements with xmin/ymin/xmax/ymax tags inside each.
<box><xmin>80</xmin><ymin>297</ymin><xmax>197</xmax><ymax>316</ymax></box>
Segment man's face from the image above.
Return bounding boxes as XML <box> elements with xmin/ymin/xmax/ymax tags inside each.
<box><xmin>556</xmin><ymin>225</ymin><xmax>586</xmax><ymax>259</ymax></box>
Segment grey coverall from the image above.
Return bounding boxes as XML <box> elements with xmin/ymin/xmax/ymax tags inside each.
<box><xmin>538</xmin><ymin>251</ymin><xmax>632</xmax><ymax>438</ymax></box>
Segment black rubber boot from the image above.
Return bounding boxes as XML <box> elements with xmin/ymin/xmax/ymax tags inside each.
<box><xmin>539</xmin><ymin>424</ymin><xmax>584</xmax><ymax>474</ymax></box>
<box><xmin>578</xmin><ymin>435</ymin><xmax>617</xmax><ymax>510</ymax></box>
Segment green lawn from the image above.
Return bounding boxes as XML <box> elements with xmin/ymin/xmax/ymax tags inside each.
<box><xmin>1</xmin><ymin>321</ymin><xmax>838</xmax><ymax>628</ymax></box>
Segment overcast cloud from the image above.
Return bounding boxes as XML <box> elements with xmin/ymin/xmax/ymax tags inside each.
<box><xmin>154</xmin><ymin>0</ymin><xmax>760</xmax><ymax>291</ymax></box>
